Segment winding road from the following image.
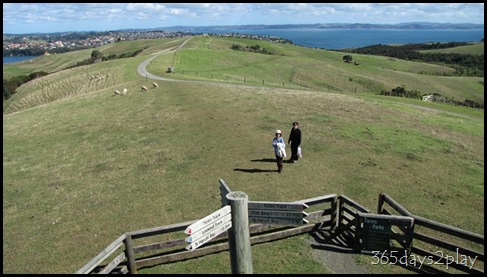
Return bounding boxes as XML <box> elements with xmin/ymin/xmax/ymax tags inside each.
<box><xmin>136</xmin><ymin>37</ymin><xmax>191</xmax><ymax>82</ymax></box>
<box><xmin>136</xmin><ymin>37</ymin><xmax>482</xmax><ymax>121</ymax></box>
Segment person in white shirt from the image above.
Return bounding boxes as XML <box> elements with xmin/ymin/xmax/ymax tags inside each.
<box><xmin>272</xmin><ymin>130</ymin><xmax>286</xmax><ymax>173</ymax></box>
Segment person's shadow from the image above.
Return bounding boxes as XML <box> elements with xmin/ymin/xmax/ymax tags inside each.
<box><xmin>233</xmin><ymin>158</ymin><xmax>278</xmax><ymax>173</ymax></box>
<box><xmin>250</xmin><ymin>158</ymin><xmax>275</xmax><ymax>163</ymax></box>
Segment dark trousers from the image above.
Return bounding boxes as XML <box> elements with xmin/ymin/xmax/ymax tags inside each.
<box><xmin>290</xmin><ymin>143</ymin><xmax>299</xmax><ymax>161</ymax></box>
<box><xmin>275</xmin><ymin>154</ymin><xmax>283</xmax><ymax>172</ymax></box>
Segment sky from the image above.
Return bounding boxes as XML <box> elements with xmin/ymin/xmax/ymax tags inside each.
<box><xmin>3</xmin><ymin>3</ymin><xmax>485</xmax><ymax>34</ymax></box>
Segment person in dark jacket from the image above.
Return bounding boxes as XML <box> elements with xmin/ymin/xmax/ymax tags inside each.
<box><xmin>288</xmin><ymin>121</ymin><xmax>301</xmax><ymax>163</ymax></box>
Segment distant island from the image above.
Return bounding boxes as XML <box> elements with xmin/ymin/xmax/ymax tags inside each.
<box><xmin>129</xmin><ymin>22</ymin><xmax>484</xmax><ymax>33</ymax></box>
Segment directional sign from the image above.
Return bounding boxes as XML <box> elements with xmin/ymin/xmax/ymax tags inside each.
<box><xmin>186</xmin><ymin>220</ymin><xmax>232</xmax><ymax>251</ymax></box>
<box><xmin>249</xmin><ymin>216</ymin><xmax>308</xmax><ymax>225</ymax></box>
<box><xmin>247</xmin><ymin>201</ymin><xmax>308</xmax><ymax>211</ymax></box>
<box><xmin>186</xmin><ymin>213</ymin><xmax>232</xmax><ymax>243</ymax></box>
<box><xmin>248</xmin><ymin>201</ymin><xmax>309</xmax><ymax>226</ymax></box>
<box><xmin>249</xmin><ymin>209</ymin><xmax>308</xmax><ymax>220</ymax></box>
<box><xmin>184</xmin><ymin>205</ymin><xmax>231</xmax><ymax>235</ymax></box>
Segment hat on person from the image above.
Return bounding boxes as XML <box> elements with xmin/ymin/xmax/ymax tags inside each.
<box><xmin>276</xmin><ymin>130</ymin><xmax>282</xmax><ymax>134</ymax></box>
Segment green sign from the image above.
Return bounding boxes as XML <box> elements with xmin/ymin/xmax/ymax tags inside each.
<box><xmin>361</xmin><ymin>216</ymin><xmax>392</xmax><ymax>251</ymax></box>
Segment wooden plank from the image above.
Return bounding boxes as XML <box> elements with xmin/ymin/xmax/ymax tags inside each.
<box><xmin>412</xmin><ymin>215</ymin><xmax>484</xmax><ymax>244</ymax></box>
<box><xmin>75</xmin><ymin>233</ymin><xmax>126</xmax><ymax>274</ymax></box>
<box><xmin>413</xmin><ymin>232</ymin><xmax>484</xmax><ymax>262</ymax></box>
<box><xmin>291</xmin><ymin>194</ymin><xmax>337</xmax><ymax>206</ymax></box>
<box><xmin>137</xmin><ymin>241</ymin><xmax>230</xmax><ymax>268</ymax></box>
<box><xmin>98</xmin><ymin>252</ymin><xmax>126</xmax><ymax>274</ymax></box>
<box><xmin>339</xmin><ymin>195</ymin><xmax>370</xmax><ymax>213</ymax></box>
<box><xmin>249</xmin><ymin>222</ymin><xmax>320</xmax><ymax>244</ymax></box>
<box><xmin>411</xmin><ymin>246</ymin><xmax>484</xmax><ymax>274</ymax></box>
<box><xmin>128</xmin><ymin>220</ymin><xmax>196</xmax><ymax>239</ymax></box>
<box><xmin>136</xmin><ymin>222</ymin><xmax>322</xmax><ymax>269</ymax></box>
<box><xmin>133</xmin><ymin>237</ymin><xmax>188</xmax><ymax>254</ymax></box>
<box><xmin>219</xmin><ymin>179</ymin><xmax>232</xmax><ymax>207</ymax></box>
<box><xmin>248</xmin><ymin>201</ymin><xmax>308</xmax><ymax>211</ymax></box>
<box><xmin>380</xmin><ymin>193</ymin><xmax>413</xmax><ymax>216</ymax></box>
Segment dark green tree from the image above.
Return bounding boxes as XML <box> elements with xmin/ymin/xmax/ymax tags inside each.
<box><xmin>90</xmin><ymin>50</ymin><xmax>103</xmax><ymax>61</ymax></box>
<box><xmin>343</xmin><ymin>55</ymin><xmax>353</xmax><ymax>63</ymax></box>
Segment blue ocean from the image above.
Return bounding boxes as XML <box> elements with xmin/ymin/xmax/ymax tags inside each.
<box><xmin>195</xmin><ymin>28</ymin><xmax>484</xmax><ymax>50</ymax></box>
<box><xmin>3</xmin><ymin>55</ymin><xmax>39</xmax><ymax>64</ymax></box>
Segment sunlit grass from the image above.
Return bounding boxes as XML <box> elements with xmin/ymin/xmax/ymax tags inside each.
<box><xmin>3</xmin><ymin>36</ymin><xmax>484</xmax><ymax>274</ymax></box>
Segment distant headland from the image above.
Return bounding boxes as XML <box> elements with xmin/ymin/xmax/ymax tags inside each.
<box><xmin>128</xmin><ymin>22</ymin><xmax>484</xmax><ymax>33</ymax></box>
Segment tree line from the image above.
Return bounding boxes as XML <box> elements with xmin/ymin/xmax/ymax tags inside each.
<box><xmin>3</xmin><ymin>71</ymin><xmax>48</xmax><ymax>101</ymax></box>
<box><xmin>339</xmin><ymin>41</ymin><xmax>484</xmax><ymax>77</ymax></box>
<box><xmin>378</xmin><ymin>85</ymin><xmax>484</xmax><ymax>110</ymax></box>
<box><xmin>230</xmin><ymin>44</ymin><xmax>274</xmax><ymax>55</ymax></box>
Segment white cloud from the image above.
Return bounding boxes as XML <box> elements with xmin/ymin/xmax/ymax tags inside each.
<box><xmin>2</xmin><ymin>3</ymin><xmax>484</xmax><ymax>34</ymax></box>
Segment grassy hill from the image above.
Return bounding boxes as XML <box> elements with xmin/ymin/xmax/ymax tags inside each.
<box><xmin>419</xmin><ymin>41</ymin><xmax>484</xmax><ymax>55</ymax></box>
<box><xmin>2</xmin><ymin>36</ymin><xmax>484</xmax><ymax>274</ymax></box>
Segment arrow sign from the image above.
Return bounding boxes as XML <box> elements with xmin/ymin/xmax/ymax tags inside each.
<box><xmin>249</xmin><ymin>209</ymin><xmax>308</xmax><ymax>220</ymax></box>
<box><xmin>185</xmin><ymin>213</ymin><xmax>232</xmax><ymax>243</ymax></box>
<box><xmin>249</xmin><ymin>216</ymin><xmax>308</xmax><ymax>226</ymax></box>
<box><xmin>184</xmin><ymin>205</ymin><xmax>231</xmax><ymax>235</ymax></box>
<box><xmin>247</xmin><ymin>201</ymin><xmax>308</xmax><ymax>211</ymax></box>
<box><xmin>185</xmin><ymin>220</ymin><xmax>232</xmax><ymax>251</ymax></box>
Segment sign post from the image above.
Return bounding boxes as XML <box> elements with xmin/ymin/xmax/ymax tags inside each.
<box><xmin>184</xmin><ymin>205</ymin><xmax>232</xmax><ymax>251</ymax></box>
<box><xmin>226</xmin><ymin>191</ymin><xmax>253</xmax><ymax>274</ymax></box>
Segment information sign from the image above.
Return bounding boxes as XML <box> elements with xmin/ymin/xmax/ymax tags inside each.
<box><xmin>361</xmin><ymin>216</ymin><xmax>392</xmax><ymax>251</ymax></box>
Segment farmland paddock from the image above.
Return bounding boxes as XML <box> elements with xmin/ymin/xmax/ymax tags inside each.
<box><xmin>76</xmin><ymin>180</ymin><xmax>484</xmax><ymax>274</ymax></box>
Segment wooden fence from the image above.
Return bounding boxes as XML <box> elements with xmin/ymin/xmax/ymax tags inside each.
<box><xmin>76</xmin><ymin>193</ymin><xmax>338</xmax><ymax>274</ymax></box>
<box><xmin>76</xmin><ymin>192</ymin><xmax>483</xmax><ymax>274</ymax></box>
<box><xmin>378</xmin><ymin>193</ymin><xmax>484</xmax><ymax>274</ymax></box>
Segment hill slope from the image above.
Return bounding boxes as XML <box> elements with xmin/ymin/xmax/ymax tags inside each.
<box><xmin>2</xmin><ymin>36</ymin><xmax>484</xmax><ymax>274</ymax></box>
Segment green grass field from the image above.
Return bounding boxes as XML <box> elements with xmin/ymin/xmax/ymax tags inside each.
<box><xmin>3</xmin><ymin>36</ymin><xmax>484</xmax><ymax>274</ymax></box>
<box><xmin>419</xmin><ymin>42</ymin><xmax>484</xmax><ymax>55</ymax></box>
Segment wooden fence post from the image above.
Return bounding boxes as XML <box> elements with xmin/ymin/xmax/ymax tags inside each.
<box><xmin>330</xmin><ymin>195</ymin><xmax>337</xmax><ymax>231</ymax></box>
<box><xmin>338</xmin><ymin>196</ymin><xmax>344</xmax><ymax>229</ymax></box>
<box><xmin>124</xmin><ymin>234</ymin><xmax>137</xmax><ymax>274</ymax></box>
<box><xmin>226</xmin><ymin>191</ymin><xmax>253</xmax><ymax>274</ymax></box>
<box><xmin>377</xmin><ymin>193</ymin><xmax>385</xmax><ymax>214</ymax></box>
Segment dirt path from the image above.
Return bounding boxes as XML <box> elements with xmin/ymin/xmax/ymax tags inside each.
<box><xmin>308</xmin><ymin>233</ymin><xmax>369</xmax><ymax>274</ymax></box>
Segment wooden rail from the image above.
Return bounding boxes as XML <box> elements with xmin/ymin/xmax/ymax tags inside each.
<box><xmin>378</xmin><ymin>193</ymin><xmax>484</xmax><ymax>274</ymax></box>
<box><xmin>76</xmin><ymin>192</ymin><xmax>483</xmax><ymax>274</ymax></box>
<box><xmin>76</xmin><ymin>194</ymin><xmax>337</xmax><ymax>274</ymax></box>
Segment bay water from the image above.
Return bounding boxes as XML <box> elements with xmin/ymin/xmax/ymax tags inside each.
<box><xmin>195</xmin><ymin>28</ymin><xmax>484</xmax><ymax>50</ymax></box>
<box><xmin>3</xmin><ymin>55</ymin><xmax>39</xmax><ymax>64</ymax></box>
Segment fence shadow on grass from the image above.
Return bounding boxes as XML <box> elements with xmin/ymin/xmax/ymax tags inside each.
<box><xmin>234</xmin><ymin>168</ymin><xmax>276</xmax><ymax>173</ymax></box>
